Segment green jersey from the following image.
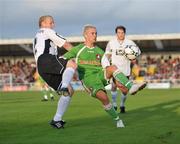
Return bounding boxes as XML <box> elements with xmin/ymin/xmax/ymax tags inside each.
<box><xmin>64</xmin><ymin>43</ymin><xmax>104</xmax><ymax>80</ymax></box>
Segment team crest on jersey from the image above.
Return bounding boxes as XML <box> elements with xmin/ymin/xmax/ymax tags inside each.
<box><xmin>96</xmin><ymin>54</ymin><xmax>101</xmax><ymax>60</ymax></box>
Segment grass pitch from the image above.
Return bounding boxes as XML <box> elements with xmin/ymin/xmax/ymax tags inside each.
<box><xmin>0</xmin><ymin>89</ymin><xmax>180</xmax><ymax>144</ymax></box>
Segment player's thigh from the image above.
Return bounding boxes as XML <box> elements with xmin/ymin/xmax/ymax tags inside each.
<box><xmin>82</xmin><ymin>74</ymin><xmax>106</xmax><ymax>97</ymax></box>
<box><xmin>98</xmin><ymin>69</ymin><xmax>109</xmax><ymax>86</ymax></box>
<box><xmin>38</xmin><ymin>54</ymin><xmax>67</xmax><ymax>75</ymax></box>
<box><xmin>40</xmin><ymin>73</ymin><xmax>62</xmax><ymax>91</ymax></box>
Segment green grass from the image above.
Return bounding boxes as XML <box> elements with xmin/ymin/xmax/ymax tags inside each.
<box><xmin>0</xmin><ymin>89</ymin><xmax>180</xmax><ymax>144</ymax></box>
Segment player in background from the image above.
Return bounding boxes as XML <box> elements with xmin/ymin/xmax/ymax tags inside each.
<box><xmin>33</xmin><ymin>15</ymin><xmax>77</xmax><ymax>129</ymax></box>
<box><xmin>34</xmin><ymin>71</ymin><xmax>54</xmax><ymax>101</ymax></box>
<box><xmin>105</xmin><ymin>25</ymin><xmax>138</xmax><ymax>113</ymax></box>
<box><xmin>64</xmin><ymin>25</ymin><xmax>146</xmax><ymax>128</ymax></box>
<box><xmin>39</xmin><ymin>76</ymin><xmax>55</xmax><ymax>101</ymax></box>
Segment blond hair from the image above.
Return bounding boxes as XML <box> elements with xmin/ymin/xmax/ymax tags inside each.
<box><xmin>83</xmin><ymin>24</ymin><xmax>96</xmax><ymax>35</ymax></box>
<box><xmin>38</xmin><ymin>15</ymin><xmax>53</xmax><ymax>27</ymax></box>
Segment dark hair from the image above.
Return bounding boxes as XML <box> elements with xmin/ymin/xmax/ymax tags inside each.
<box><xmin>115</xmin><ymin>26</ymin><xmax>126</xmax><ymax>34</ymax></box>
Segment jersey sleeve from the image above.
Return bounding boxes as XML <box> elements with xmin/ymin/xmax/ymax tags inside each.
<box><xmin>63</xmin><ymin>45</ymin><xmax>80</xmax><ymax>60</ymax></box>
<box><xmin>105</xmin><ymin>41</ymin><xmax>112</xmax><ymax>54</ymax></box>
<box><xmin>44</xmin><ymin>29</ymin><xmax>66</xmax><ymax>48</ymax></box>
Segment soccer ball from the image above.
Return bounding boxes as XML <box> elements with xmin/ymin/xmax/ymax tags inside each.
<box><xmin>124</xmin><ymin>45</ymin><xmax>141</xmax><ymax>60</ymax></box>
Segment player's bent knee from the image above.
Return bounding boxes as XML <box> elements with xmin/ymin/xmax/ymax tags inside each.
<box><xmin>107</xmin><ymin>65</ymin><xmax>117</xmax><ymax>72</ymax></box>
<box><xmin>66</xmin><ymin>60</ymin><xmax>77</xmax><ymax>69</ymax></box>
<box><xmin>106</xmin><ymin>65</ymin><xmax>119</xmax><ymax>79</ymax></box>
<box><xmin>96</xmin><ymin>90</ymin><xmax>109</xmax><ymax>105</ymax></box>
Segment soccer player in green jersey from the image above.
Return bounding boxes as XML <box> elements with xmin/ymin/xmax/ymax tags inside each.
<box><xmin>64</xmin><ymin>25</ymin><xmax>146</xmax><ymax>128</ymax></box>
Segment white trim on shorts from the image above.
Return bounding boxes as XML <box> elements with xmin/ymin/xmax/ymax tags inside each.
<box><xmin>55</xmin><ymin>55</ymin><xmax>65</xmax><ymax>74</ymax></box>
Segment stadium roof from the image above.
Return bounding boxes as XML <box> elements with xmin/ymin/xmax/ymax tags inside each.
<box><xmin>0</xmin><ymin>33</ymin><xmax>180</xmax><ymax>56</ymax></box>
<box><xmin>1</xmin><ymin>33</ymin><xmax>180</xmax><ymax>45</ymax></box>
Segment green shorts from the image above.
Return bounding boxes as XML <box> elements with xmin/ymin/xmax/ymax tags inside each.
<box><xmin>81</xmin><ymin>69</ymin><xmax>109</xmax><ymax>97</ymax></box>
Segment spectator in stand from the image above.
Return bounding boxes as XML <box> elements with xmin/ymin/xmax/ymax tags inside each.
<box><xmin>0</xmin><ymin>59</ymin><xmax>36</xmax><ymax>84</ymax></box>
<box><xmin>131</xmin><ymin>55</ymin><xmax>180</xmax><ymax>84</ymax></box>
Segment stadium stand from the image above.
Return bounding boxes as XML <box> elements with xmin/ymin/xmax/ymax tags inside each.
<box><xmin>132</xmin><ymin>55</ymin><xmax>180</xmax><ymax>85</ymax></box>
<box><xmin>0</xmin><ymin>33</ymin><xmax>180</xmax><ymax>91</ymax></box>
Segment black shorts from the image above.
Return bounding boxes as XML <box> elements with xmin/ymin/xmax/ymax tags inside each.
<box><xmin>37</xmin><ymin>54</ymin><xmax>68</xmax><ymax>91</ymax></box>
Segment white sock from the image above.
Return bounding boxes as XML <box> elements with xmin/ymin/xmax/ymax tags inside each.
<box><xmin>44</xmin><ymin>95</ymin><xmax>48</xmax><ymax>100</ymax></box>
<box><xmin>120</xmin><ymin>93</ymin><xmax>127</xmax><ymax>107</ymax></box>
<box><xmin>50</xmin><ymin>93</ymin><xmax>54</xmax><ymax>98</ymax></box>
<box><xmin>111</xmin><ymin>91</ymin><xmax>118</xmax><ymax>106</ymax></box>
<box><xmin>53</xmin><ymin>95</ymin><xmax>71</xmax><ymax>121</ymax></box>
<box><xmin>61</xmin><ymin>67</ymin><xmax>75</xmax><ymax>88</ymax></box>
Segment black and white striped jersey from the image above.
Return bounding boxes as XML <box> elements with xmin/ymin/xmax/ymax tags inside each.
<box><xmin>33</xmin><ymin>28</ymin><xmax>66</xmax><ymax>62</ymax></box>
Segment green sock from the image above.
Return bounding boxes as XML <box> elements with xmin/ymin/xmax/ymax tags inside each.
<box><xmin>113</xmin><ymin>70</ymin><xmax>133</xmax><ymax>90</ymax></box>
<box><xmin>105</xmin><ymin>105</ymin><xmax>119</xmax><ymax>121</ymax></box>
<box><xmin>42</xmin><ymin>89</ymin><xmax>47</xmax><ymax>95</ymax></box>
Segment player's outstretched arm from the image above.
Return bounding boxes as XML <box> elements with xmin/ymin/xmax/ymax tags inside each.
<box><xmin>44</xmin><ymin>29</ymin><xmax>73</xmax><ymax>51</ymax></box>
<box><xmin>63</xmin><ymin>42</ymin><xmax>73</xmax><ymax>51</ymax></box>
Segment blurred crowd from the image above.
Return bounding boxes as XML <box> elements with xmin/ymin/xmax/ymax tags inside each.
<box><xmin>0</xmin><ymin>59</ymin><xmax>36</xmax><ymax>84</ymax></box>
<box><xmin>0</xmin><ymin>55</ymin><xmax>179</xmax><ymax>85</ymax></box>
<box><xmin>132</xmin><ymin>55</ymin><xmax>180</xmax><ymax>84</ymax></box>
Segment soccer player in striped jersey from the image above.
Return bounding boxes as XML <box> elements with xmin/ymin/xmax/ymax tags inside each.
<box><xmin>33</xmin><ymin>15</ymin><xmax>77</xmax><ymax>129</ymax></box>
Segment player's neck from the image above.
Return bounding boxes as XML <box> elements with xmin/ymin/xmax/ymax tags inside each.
<box><xmin>84</xmin><ymin>42</ymin><xmax>95</xmax><ymax>48</ymax></box>
<box><xmin>117</xmin><ymin>38</ymin><xmax>124</xmax><ymax>45</ymax></box>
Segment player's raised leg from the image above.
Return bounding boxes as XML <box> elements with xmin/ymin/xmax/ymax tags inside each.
<box><xmin>106</xmin><ymin>66</ymin><xmax>147</xmax><ymax>95</ymax></box>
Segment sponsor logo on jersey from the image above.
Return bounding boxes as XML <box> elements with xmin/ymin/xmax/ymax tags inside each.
<box><xmin>96</xmin><ymin>54</ymin><xmax>101</xmax><ymax>60</ymax></box>
<box><xmin>87</xmin><ymin>50</ymin><xmax>94</xmax><ymax>53</ymax></box>
<box><xmin>79</xmin><ymin>60</ymin><xmax>101</xmax><ymax>66</ymax></box>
